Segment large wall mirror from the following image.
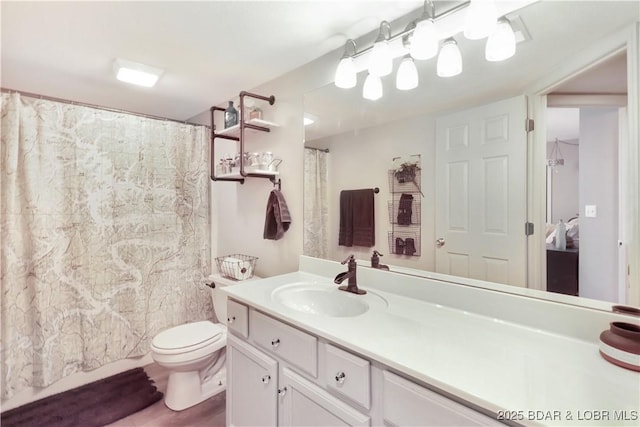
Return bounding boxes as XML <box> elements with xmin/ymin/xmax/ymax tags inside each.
<box><xmin>303</xmin><ymin>0</ymin><xmax>639</xmax><ymax>310</ymax></box>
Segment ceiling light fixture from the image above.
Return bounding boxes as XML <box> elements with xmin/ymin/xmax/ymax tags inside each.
<box><xmin>334</xmin><ymin>40</ymin><xmax>358</xmax><ymax>89</ymax></box>
<box><xmin>410</xmin><ymin>1</ymin><xmax>439</xmax><ymax>60</ymax></box>
<box><xmin>114</xmin><ymin>58</ymin><xmax>162</xmax><ymax>88</ymax></box>
<box><xmin>485</xmin><ymin>17</ymin><xmax>516</xmax><ymax>62</ymax></box>
<box><xmin>332</xmin><ymin>0</ymin><xmax>530</xmax><ymax>99</ymax></box>
<box><xmin>463</xmin><ymin>0</ymin><xmax>498</xmax><ymax>40</ymax></box>
<box><xmin>396</xmin><ymin>55</ymin><xmax>419</xmax><ymax>90</ymax></box>
<box><xmin>437</xmin><ymin>38</ymin><xmax>463</xmax><ymax>77</ymax></box>
<box><xmin>363</xmin><ymin>73</ymin><xmax>383</xmax><ymax>101</ymax></box>
<box><xmin>368</xmin><ymin>21</ymin><xmax>393</xmax><ymax>77</ymax></box>
<box><xmin>304</xmin><ymin>113</ymin><xmax>317</xmax><ymax>126</ymax></box>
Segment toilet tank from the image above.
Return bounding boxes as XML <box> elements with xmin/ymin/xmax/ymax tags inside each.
<box><xmin>209</xmin><ymin>274</ymin><xmax>260</xmax><ymax>324</ymax></box>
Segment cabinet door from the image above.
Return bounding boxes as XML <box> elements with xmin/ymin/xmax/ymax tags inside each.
<box><xmin>227</xmin><ymin>334</ymin><xmax>278</xmax><ymax>427</ymax></box>
<box><xmin>279</xmin><ymin>367</ymin><xmax>370</xmax><ymax>427</ymax></box>
<box><xmin>382</xmin><ymin>371</ymin><xmax>501</xmax><ymax>426</ymax></box>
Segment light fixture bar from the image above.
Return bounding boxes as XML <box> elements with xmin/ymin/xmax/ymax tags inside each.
<box><xmin>348</xmin><ymin>0</ymin><xmax>536</xmax><ymax>64</ymax></box>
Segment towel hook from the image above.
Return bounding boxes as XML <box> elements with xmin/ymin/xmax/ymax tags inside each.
<box><xmin>271</xmin><ymin>177</ymin><xmax>282</xmax><ymax>190</ymax></box>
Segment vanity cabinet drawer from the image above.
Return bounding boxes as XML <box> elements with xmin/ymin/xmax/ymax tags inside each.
<box><xmin>226</xmin><ymin>299</ymin><xmax>249</xmax><ymax>338</ymax></box>
<box><xmin>382</xmin><ymin>371</ymin><xmax>501</xmax><ymax>426</ymax></box>
<box><xmin>325</xmin><ymin>344</ymin><xmax>371</xmax><ymax>409</ymax></box>
<box><xmin>250</xmin><ymin>310</ymin><xmax>318</xmax><ymax>377</ymax></box>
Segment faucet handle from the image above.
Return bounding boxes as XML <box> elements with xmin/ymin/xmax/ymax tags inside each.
<box><xmin>373</xmin><ymin>250</ymin><xmax>384</xmax><ymax>257</ymax></box>
<box><xmin>341</xmin><ymin>254</ymin><xmax>355</xmax><ymax>265</ymax></box>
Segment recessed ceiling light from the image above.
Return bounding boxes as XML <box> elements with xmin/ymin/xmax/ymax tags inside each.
<box><xmin>304</xmin><ymin>113</ymin><xmax>317</xmax><ymax>126</ymax></box>
<box><xmin>114</xmin><ymin>58</ymin><xmax>163</xmax><ymax>88</ymax></box>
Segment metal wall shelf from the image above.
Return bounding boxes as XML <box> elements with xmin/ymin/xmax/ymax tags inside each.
<box><xmin>210</xmin><ymin>91</ymin><xmax>281</xmax><ymax>188</ymax></box>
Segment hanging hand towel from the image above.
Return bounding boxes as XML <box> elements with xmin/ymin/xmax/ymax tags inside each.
<box><xmin>338</xmin><ymin>189</ymin><xmax>375</xmax><ymax>247</ymax></box>
<box><xmin>264</xmin><ymin>189</ymin><xmax>291</xmax><ymax>240</ymax></box>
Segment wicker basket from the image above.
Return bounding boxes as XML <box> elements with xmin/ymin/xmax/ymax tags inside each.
<box><xmin>215</xmin><ymin>254</ymin><xmax>258</xmax><ymax>280</ymax></box>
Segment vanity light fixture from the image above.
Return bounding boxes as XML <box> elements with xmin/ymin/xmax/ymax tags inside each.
<box><xmin>396</xmin><ymin>55</ymin><xmax>419</xmax><ymax>90</ymax></box>
<box><xmin>485</xmin><ymin>17</ymin><xmax>516</xmax><ymax>61</ymax></box>
<box><xmin>437</xmin><ymin>38</ymin><xmax>463</xmax><ymax>77</ymax></box>
<box><xmin>409</xmin><ymin>1</ymin><xmax>439</xmax><ymax>60</ymax></box>
<box><xmin>114</xmin><ymin>58</ymin><xmax>162</xmax><ymax>88</ymax></box>
<box><xmin>363</xmin><ymin>73</ymin><xmax>383</xmax><ymax>101</ymax></box>
<box><xmin>334</xmin><ymin>40</ymin><xmax>358</xmax><ymax>89</ymax></box>
<box><xmin>368</xmin><ymin>21</ymin><xmax>393</xmax><ymax>77</ymax></box>
<box><xmin>463</xmin><ymin>0</ymin><xmax>498</xmax><ymax>40</ymax></box>
<box><xmin>332</xmin><ymin>0</ymin><xmax>529</xmax><ymax>99</ymax></box>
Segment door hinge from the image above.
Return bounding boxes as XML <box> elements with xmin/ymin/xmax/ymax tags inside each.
<box><xmin>525</xmin><ymin>222</ymin><xmax>534</xmax><ymax>236</ymax></box>
<box><xmin>525</xmin><ymin>118</ymin><xmax>535</xmax><ymax>133</ymax></box>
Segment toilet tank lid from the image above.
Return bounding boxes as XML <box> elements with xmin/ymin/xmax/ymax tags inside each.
<box><xmin>152</xmin><ymin>320</ymin><xmax>222</xmax><ymax>350</ymax></box>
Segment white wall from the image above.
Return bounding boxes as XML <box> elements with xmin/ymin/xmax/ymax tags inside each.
<box><xmin>189</xmin><ymin>50</ymin><xmax>340</xmax><ymax>278</ymax></box>
<box><xmin>579</xmin><ymin>108</ymin><xmax>619</xmax><ymax>302</ymax></box>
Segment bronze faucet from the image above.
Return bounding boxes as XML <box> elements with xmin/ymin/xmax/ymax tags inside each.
<box><xmin>334</xmin><ymin>255</ymin><xmax>366</xmax><ymax>295</ymax></box>
<box><xmin>370</xmin><ymin>250</ymin><xmax>390</xmax><ymax>271</ymax></box>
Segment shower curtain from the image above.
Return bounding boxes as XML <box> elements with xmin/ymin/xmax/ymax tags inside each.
<box><xmin>303</xmin><ymin>148</ymin><xmax>329</xmax><ymax>258</ymax></box>
<box><xmin>0</xmin><ymin>93</ymin><xmax>213</xmax><ymax>399</ymax></box>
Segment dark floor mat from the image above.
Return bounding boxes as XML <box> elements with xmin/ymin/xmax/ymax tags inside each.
<box><xmin>1</xmin><ymin>367</ymin><xmax>163</xmax><ymax>427</ymax></box>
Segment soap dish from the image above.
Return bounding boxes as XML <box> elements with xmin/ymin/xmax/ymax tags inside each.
<box><xmin>599</xmin><ymin>322</ymin><xmax>640</xmax><ymax>371</ymax></box>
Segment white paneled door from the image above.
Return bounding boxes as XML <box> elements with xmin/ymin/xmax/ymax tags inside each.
<box><xmin>435</xmin><ymin>96</ymin><xmax>528</xmax><ymax>287</ymax></box>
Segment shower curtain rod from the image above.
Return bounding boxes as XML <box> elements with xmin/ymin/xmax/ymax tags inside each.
<box><xmin>304</xmin><ymin>146</ymin><xmax>330</xmax><ymax>153</ymax></box>
<box><xmin>1</xmin><ymin>87</ymin><xmax>210</xmax><ymax>129</ymax></box>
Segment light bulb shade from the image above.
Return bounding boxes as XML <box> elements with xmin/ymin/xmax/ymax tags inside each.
<box><xmin>437</xmin><ymin>39</ymin><xmax>462</xmax><ymax>77</ymax></box>
<box><xmin>368</xmin><ymin>40</ymin><xmax>393</xmax><ymax>77</ymax></box>
<box><xmin>464</xmin><ymin>0</ymin><xmax>498</xmax><ymax>40</ymax></box>
<box><xmin>485</xmin><ymin>19</ymin><xmax>516</xmax><ymax>62</ymax></box>
<box><xmin>335</xmin><ymin>56</ymin><xmax>357</xmax><ymax>88</ymax></box>
<box><xmin>410</xmin><ymin>19</ymin><xmax>439</xmax><ymax>60</ymax></box>
<box><xmin>396</xmin><ymin>57</ymin><xmax>419</xmax><ymax>90</ymax></box>
<box><xmin>363</xmin><ymin>74</ymin><xmax>383</xmax><ymax>100</ymax></box>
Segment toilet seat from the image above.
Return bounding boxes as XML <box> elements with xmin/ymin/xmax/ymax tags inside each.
<box><xmin>152</xmin><ymin>321</ymin><xmax>224</xmax><ymax>355</ymax></box>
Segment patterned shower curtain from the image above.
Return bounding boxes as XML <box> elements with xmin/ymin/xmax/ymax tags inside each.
<box><xmin>0</xmin><ymin>93</ymin><xmax>213</xmax><ymax>399</ymax></box>
<box><xmin>303</xmin><ymin>148</ymin><xmax>329</xmax><ymax>258</ymax></box>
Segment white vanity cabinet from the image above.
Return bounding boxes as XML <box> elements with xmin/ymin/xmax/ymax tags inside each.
<box><xmin>226</xmin><ymin>298</ymin><xmax>502</xmax><ymax>427</ymax></box>
<box><xmin>227</xmin><ymin>333</ymin><xmax>278</xmax><ymax>427</ymax></box>
<box><xmin>382</xmin><ymin>371</ymin><xmax>502</xmax><ymax>426</ymax></box>
<box><xmin>279</xmin><ymin>367</ymin><xmax>370</xmax><ymax>427</ymax></box>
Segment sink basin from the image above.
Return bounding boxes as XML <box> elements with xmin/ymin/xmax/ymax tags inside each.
<box><xmin>272</xmin><ymin>282</ymin><xmax>378</xmax><ymax>317</ymax></box>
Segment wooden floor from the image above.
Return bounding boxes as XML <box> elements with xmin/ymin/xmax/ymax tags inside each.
<box><xmin>105</xmin><ymin>363</ymin><xmax>226</xmax><ymax>427</ymax></box>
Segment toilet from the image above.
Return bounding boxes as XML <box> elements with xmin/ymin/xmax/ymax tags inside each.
<box><xmin>150</xmin><ymin>278</ymin><xmax>236</xmax><ymax>411</ymax></box>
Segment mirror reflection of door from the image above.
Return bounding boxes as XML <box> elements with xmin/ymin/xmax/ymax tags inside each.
<box><xmin>544</xmin><ymin>51</ymin><xmax>627</xmax><ymax>303</ymax></box>
<box><xmin>434</xmin><ymin>96</ymin><xmax>528</xmax><ymax>287</ymax></box>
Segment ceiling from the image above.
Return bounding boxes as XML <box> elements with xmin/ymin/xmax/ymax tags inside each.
<box><xmin>2</xmin><ymin>1</ymin><xmax>635</xmax><ymax>127</ymax></box>
<box><xmin>1</xmin><ymin>0</ymin><xmax>431</xmax><ymax>121</ymax></box>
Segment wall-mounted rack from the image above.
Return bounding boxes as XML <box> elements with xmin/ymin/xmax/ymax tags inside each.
<box><xmin>387</xmin><ymin>155</ymin><xmax>422</xmax><ymax>257</ymax></box>
<box><xmin>210</xmin><ymin>91</ymin><xmax>281</xmax><ymax>187</ymax></box>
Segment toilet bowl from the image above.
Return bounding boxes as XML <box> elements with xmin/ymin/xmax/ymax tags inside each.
<box><xmin>150</xmin><ymin>276</ymin><xmax>240</xmax><ymax>411</ymax></box>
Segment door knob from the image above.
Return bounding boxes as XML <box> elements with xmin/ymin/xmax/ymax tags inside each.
<box><xmin>436</xmin><ymin>238</ymin><xmax>445</xmax><ymax>248</ymax></box>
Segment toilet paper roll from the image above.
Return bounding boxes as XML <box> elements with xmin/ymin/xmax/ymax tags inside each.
<box><xmin>224</xmin><ymin>257</ymin><xmax>253</xmax><ymax>280</ymax></box>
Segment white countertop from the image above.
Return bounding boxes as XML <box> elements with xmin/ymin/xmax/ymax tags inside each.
<box><xmin>222</xmin><ymin>267</ymin><xmax>640</xmax><ymax>427</ymax></box>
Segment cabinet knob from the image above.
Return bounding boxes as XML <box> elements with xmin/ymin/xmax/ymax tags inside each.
<box><xmin>278</xmin><ymin>386</ymin><xmax>288</xmax><ymax>397</ymax></box>
<box><xmin>335</xmin><ymin>371</ymin><xmax>346</xmax><ymax>384</ymax></box>
<box><xmin>271</xmin><ymin>338</ymin><xmax>280</xmax><ymax>348</ymax></box>
<box><xmin>227</xmin><ymin>316</ymin><xmax>236</xmax><ymax>324</ymax></box>
<box><xmin>261</xmin><ymin>375</ymin><xmax>271</xmax><ymax>384</ymax></box>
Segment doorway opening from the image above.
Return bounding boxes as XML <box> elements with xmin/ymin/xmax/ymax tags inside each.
<box><xmin>541</xmin><ymin>51</ymin><xmax>629</xmax><ymax>304</ymax></box>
